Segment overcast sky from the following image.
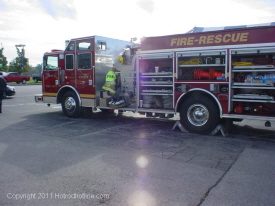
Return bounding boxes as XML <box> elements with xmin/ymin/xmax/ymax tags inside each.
<box><xmin>1</xmin><ymin>0</ymin><xmax>275</xmax><ymax>66</ymax></box>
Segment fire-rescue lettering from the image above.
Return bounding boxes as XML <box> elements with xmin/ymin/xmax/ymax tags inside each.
<box><xmin>170</xmin><ymin>32</ymin><xmax>249</xmax><ymax>46</ymax></box>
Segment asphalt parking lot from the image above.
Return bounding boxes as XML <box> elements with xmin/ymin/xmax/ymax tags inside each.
<box><xmin>1</xmin><ymin>85</ymin><xmax>275</xmax><ymax>206</ymax></box>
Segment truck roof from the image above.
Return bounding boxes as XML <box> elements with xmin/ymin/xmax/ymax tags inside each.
<box><xmin>45</xmin><ymin>35</ymin><xmax>133</xmax><ymax>56</ymax></box>
<box><xmin>69</xmin><ymin>35</ymin><xmax>131</xmax><ymax>42</ymax></box>
<box><xmin>186</xmin><ymin>22</ymin><xmax>275</xmax><ymax>33</ymax></box>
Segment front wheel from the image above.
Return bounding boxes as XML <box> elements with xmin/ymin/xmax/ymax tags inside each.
<box><xmin>180</xmin><ymin>96</ymin><xmax>220</xmax><ymax>134</ymax></box>
<box><xmin>61</xmin><ymin>91</ymin><xmax>83</xmax><ymax>118</ymax></box>
<box><xmin>22</xmin><ymin>79</ymin><xmax>26</xmax><ymax>84</ymax></box>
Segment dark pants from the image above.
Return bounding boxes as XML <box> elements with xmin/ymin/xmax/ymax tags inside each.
<box><xmin>0</xmin><ymin>90</ymin><xmax>3</xmax><ymax>113</ymax></box>
<box><xmin>113</xmin><ymin>86</ymin><xmax>121</xmax><ymax>101</ymax></box>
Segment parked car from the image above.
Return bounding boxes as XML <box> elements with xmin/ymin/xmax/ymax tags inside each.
<box><xmin>0</xmin><ymin>71</ymin><xmax>7</xmax><ymax>76</ymax></box>
<box><xmin>32</xmin><ymin>74</ymin><xmax>42</xmax><ymax>83</ymax></box>
<box><xmin>3</xmin><ymin>85</ymin><xmax>16</xmax><ymax>99</ymax></box>
<box><xmin>1</xmin><ymin>72</ymin><xmax>30</xmax><ymax>84</ymax></box>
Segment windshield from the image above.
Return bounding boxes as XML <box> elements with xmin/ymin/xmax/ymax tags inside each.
<box><xmin>1</xmin><ymin>72</ymin><xmax>8</xmax><ymax>76</ymax></box>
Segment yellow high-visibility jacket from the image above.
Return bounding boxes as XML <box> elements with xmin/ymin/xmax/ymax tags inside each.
<box><xmin>106</xmin><ymin>70</ymin><xmax>116</xmax><ymax>82</ymax></box>
<box><xmin>102</xmin><ymin>70</ymin><xmax>116</xmax><ymax>94</ymax></box>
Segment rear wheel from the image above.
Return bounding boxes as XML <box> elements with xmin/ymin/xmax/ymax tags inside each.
<box><xmin>180</xmin><ymin>95</ymin><xmax>220</xmax><ymax>134</ymax></box>
<box><xmin>61</xmin><ymin>91</ymin><xmax>83</xmax><ymax>118</ymax></box>
<box><xmin>22</xmin><ymin>79</ymin><xmax>26</xmax><ymax>84</ymax></box>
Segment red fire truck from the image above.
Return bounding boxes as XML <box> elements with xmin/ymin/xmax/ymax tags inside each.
<box><xmin>35</xmin><ymin>23</ymin><xmax>275</xmax><ymax>134</ymax></box>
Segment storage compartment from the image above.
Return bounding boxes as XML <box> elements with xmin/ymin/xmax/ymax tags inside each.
<box><xmin>230</xmin><ymin>48</ymin><xmax>275</xmax><ymax>115</ymax></box>
<box><xmin>137</xmin><ymin>53</ymin><xmax>174</xmax><ymax>110</ymax></box>
<box><xmin>232</xmin><ymin>102</ymin><xmax>274</xmax><ymax>115</ymax></box>
<box><xmin>177</xmin><ymin>50</ymin><xmax>226</xmax><ymax>81</ymax></box>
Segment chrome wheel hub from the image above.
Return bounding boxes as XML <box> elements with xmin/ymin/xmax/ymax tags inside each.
<box><xmin>64</xmin><ymin>97</ymin><xmax>76</xmax><ymax>112</ymax></box>
<box><xmin>187</xmin><ymin>104</ymin><xmax>209</xmax><ymax>126</ymax></box>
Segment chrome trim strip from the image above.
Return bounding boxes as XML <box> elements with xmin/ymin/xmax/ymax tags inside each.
<box><xmin>222</xmin><ymin>114</ymin><xmax>275</xmax><ymax>121</ymax></box>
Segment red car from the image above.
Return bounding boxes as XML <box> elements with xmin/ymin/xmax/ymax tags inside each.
<box><xmin>1</xmin><ymin>72</ymin><xmax>30</xmax><ymax>84</ymax></box>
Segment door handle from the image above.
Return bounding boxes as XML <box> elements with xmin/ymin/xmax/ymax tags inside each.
<box><xmin>92</xmin><ymin>66</ymin><xmax>95</xmax><ymax>87</ymax></box>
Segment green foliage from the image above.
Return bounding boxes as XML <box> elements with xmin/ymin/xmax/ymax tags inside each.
<box><xmin>0</xmin><ymin>46</ymin><xmax>8</xmax><ymax>71</ymax></box>
<box><xmin>28</xmin><ymin>64</ymin><xmax>42</xmax><ymax>75</ymax></box>
<box><xmin>35</xmin><ymin>64</ymin><xmax>42</xmax><ymax>74</ymax></box>
<box><xmin>28</xmin><ymin>66</ymin><xmax>39</xmax><ymax>75</ymax></box>
<box><xmin>8</xmin><ymin>47</ymin><xmax>29</xmax><ymax>74</ymax></box>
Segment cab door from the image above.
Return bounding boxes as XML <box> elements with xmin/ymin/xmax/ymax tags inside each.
<box><xmin>9</xmin><ymin>73</ymin><xmax>17</xmax><ymax>82</ymax></box>
<box><xmin>75</xmin><ymin>39</ymin><xmax>96</xmax><ymax>107</ymax></box>
<box><xmin>64</xmin><ymin>40</ymin><xmax>76</xmax><ymax>88</ymax></box>
<box><xmin>42</xmin><ymin>54</ymin><xmax>60</xmax><ymax>103</ymax></box>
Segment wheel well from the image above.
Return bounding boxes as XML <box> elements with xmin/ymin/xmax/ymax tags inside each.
<box><xmin>176</xmin><ymin>90</ymin><xmax>222</xmax><ymax>116</ymax></box>
<box><xmin>56</xmin><ymin>87</ymin><xmax>80</xmax><ymax>104</ymax></box>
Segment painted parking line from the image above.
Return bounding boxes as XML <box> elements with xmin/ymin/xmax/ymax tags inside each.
<box><xmin>3</xmin><ymin>103</ymin><xmax>61</xmax><ymax>108</ymax></box>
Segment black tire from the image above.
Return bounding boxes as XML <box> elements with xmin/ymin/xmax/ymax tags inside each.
<box><xmin>61</xmin><ymin>91</ymin><xmax>83</xmax><ymax>118</ymax></box>
<box><xmin>16</xmin><ymin>81</ymin><xmax>20</xmax><ymax>84</ymax></box>
<box><xmin>180</xmin><ymin>95</ymin><xmax>220</xmax><ymax>134</ymax></box>
<box><xmin>22</xmin><ymin>79</ymin><xmax>26</xmax><ymax>84</ymax></box>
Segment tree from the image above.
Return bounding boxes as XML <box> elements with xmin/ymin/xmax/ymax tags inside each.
<box><xmin>9</xmin><ymin>46</ymin><xmax>29</xmax><ymax>74</ymax></box>
<box><xmin>0</xmin><ymin>44</ymin><xmax>8</xmax><ymax>71</ymax></box>
<box><xmin>27</xmin><ymin>64</ymin><xmax>42</xmax><ymax>75</ymax></box>
<box><xmin>35</xmin><ymin>64</ymin><xmax>42</xmax><ymax>74</ymax></box>
<box><xmin>27</xmin><ymin>65</ymin><xmax>38</xmax><ymax>75</ymax></box>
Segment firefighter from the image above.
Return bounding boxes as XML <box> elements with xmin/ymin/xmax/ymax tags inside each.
<box><xmin>0</xmin><ymin>76</ymin><xmax>7</xmax><ymax>113</ymax></box>
<box><xmin>102</xmin><ymin>67</ymin><xmax>124</xmax><ymax>105</ymax></box>
<box><xmin>113</xmin><ymin>71</ymin><xmax>121</xmax><ymax>102</ymax></box>
<box><xmin>102</xmin><ymin>67</ymin><xmax>118</xmax><ymax>103</ymax></box>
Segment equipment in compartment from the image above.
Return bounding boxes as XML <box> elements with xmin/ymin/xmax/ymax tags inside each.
<box><xmin>231</xmin><ymin>52</ymin><xmax>275</xmax><ymax>118</ymax></box>
<box><xmin>178</xmin><ymin>52</ymin><xmax>226</xmax><ymax>81</ymax></box>
<box><xmin>140</xmin><ymin>95</ymin><xmax>173</xmax><ymax>109</ymax></box>
<box><xmin>194</xmin><ymin>68</ymin><xmax>224</xmax><ymax>80</ymax></box>
<box><xmin>233</xmin><ymin>102</ymin><xmax>271</xmax><ymax>115</ymax></box>
<box><xmin>234</xmin><ymin>103</ymin><xmax>243</xmax><ymax>113</ymax></box>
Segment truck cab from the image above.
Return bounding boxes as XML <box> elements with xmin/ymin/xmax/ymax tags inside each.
<box><xmin>40</xmin><ymin>36</ymin><xmax>136</xmax><ymax>117</ymax></box>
